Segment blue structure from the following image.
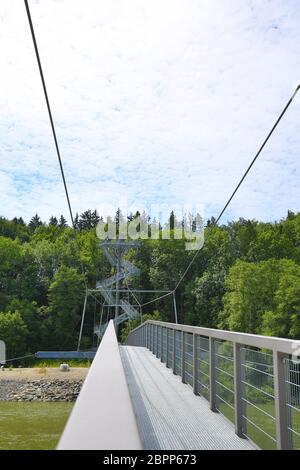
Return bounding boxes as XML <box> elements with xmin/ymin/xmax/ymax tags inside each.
<box><xmin>35</xmin><ymin>351</ymin><xmax>96</xmax><ymax>360</ymax></box>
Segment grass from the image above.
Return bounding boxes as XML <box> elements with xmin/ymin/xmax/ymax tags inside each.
<box><xmin>0</xmin><ymin>402</ymin><xmax>73</xmax><ymax>450</ymax></box>
<box><xmin>3</xmin><ymin>359</ymin><xmax>92</xmax><ymax>369</ymax></box>
<box><xmin>33</xmin><ymin>359</ymin><xmax>91</xmax><ymax>368</ymax></box>
<box><xmin>218</xmin><ymin>401</ymin><xmax>300</xmax><ymax>450</ymax></box>
<box><xmin>219</xmin><ymin>401</ymin><xmax>277</xmax><ymax>450</ymax></box>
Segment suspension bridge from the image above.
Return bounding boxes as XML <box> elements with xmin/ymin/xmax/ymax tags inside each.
<box><xmin>19</xmin><ymin>0</ymin><xmax>300</xmax><ymax>451</ymax></box>
<box><xmin>57</xmin><ymin>319</ymin><xmax>300</xmax><ymax>450</ymax></box>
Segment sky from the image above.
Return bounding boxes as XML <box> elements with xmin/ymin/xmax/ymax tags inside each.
<box><xmin>0</xmin><ymin>0</ymin><xmax>299</xmax><ymax>224</ymax></box>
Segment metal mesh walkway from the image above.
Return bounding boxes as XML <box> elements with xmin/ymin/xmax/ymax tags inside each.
<box><xmin>120</xmin><ymin>345</ymin><xmax>255</xmax><ymax>450</ymax></box>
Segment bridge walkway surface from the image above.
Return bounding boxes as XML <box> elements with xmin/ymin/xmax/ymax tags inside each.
<box><xmin>120</xmin><ymin>345</ymin><xmax>255</xmax><ymax>450</ymax></box>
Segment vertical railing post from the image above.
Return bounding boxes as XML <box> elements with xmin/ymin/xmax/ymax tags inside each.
<box><xmin>193</xmin><ymin>333</ymin><xmax>198</xmax><ymax>395</ymax></box>
<box><xmin>166</xmin><ymin>328</ymin><xmax>169</xmax><ymax>367</ymax></box>
<box><xmin>181</xmin><ymin>331</ymin><xmax>185</xmax><ymax>383</ymax></box>
<box><xmin>156</xmin><ymin>326</ymin><xmax>160</xmax><ymax>358</ymax></box>
<box><xmin>234</xmin><ymin>342</ymin><xmax>244</xmax><ymax>437</ymax></box>
<box><xmin>160</xmin><ymin>327</ymin><xmax>163</xmax><ymax>362</ymax></box>
<box><xmin>153</xmin><ymin>324</ymin><xmax>155</xmax><ymax>353</ymax></box>
<box><xmin>173</xmin><ymin>329</ymin><xmax>176</xmax><ymax>374</ymax></box>
<box><xmin>159</xmin><ymin>326</ymin><xmax>161</xmax><ymax>358</ymax></box>
<box><xmin>151</xmin><ymin>324</ymin><xmax>154</xmax><ymax>352</ymax></box>
<box><xmin>209</xmin><ymin>337</ymin><xmax>217</xmax><ymax>411</ymax></box>
<box><xmin>147</xmin><ymin>323</ymin><xmax>150</xmax><ymax>349</ymax></box>
<box><xmin>273</xmin><ymin>351</ymin><xmax>289</xmax><ymax>449</ymax></box>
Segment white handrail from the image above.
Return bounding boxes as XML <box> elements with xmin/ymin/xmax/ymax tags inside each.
<box><xmin>58</xmin><ymin>320</ymin><xmax>142</xmax><ymax>450</ymax></box>
<box><xmin>126</xmin><ymin>320</ymin><xmax>300</xmax><ymax>355</ymax></box>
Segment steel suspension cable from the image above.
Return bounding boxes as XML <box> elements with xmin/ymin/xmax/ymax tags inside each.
<box><xmin>172</xmin><ymin>84</ymin><xmax>300</xmax><ymax>293</ymax></box>
<box><xmin>24</xmin><ymin>0</ymin><xmax>88</xmax><ymax>303</ymax></box>
<box><xmin>24</xmin><ymin>0</ymin><xmax>75</xmax><ymax>228</ymax></box>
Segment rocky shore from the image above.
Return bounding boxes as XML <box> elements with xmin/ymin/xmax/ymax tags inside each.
<box><xmin>0</xmin><ymin>368</ymin><xmax>88</xmax><ymax>402</ymax></box>
<box><xmin>0</xmin><ymin>379</ymin><xmax>83</xmax><ymax>402</ymax></box>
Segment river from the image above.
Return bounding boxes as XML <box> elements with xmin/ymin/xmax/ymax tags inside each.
<box><xmin>0</xmin><ymin>401</ymin><xmax>73</xmax><ymax>450</ymax></box>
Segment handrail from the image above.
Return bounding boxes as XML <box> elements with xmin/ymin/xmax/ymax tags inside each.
<box><xmin>125</xmin><ymin>320</ymin><xmax>300</xmax><ymax>450</ymax></box>
<box><xmin>126</xmin><ymin>320</ymin><xmax>300</xmax><ymax>356</ymax></box>
<box><xmin>58</xmin><ymin>320</ymin><xmax>142</xmax><ymax>450</ymax></box>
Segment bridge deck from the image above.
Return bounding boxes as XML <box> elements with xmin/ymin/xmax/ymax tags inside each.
<box><xmin>120</xmin><ymin>346</ymin><xmax>255</xmax><ymax>450</ymax></box>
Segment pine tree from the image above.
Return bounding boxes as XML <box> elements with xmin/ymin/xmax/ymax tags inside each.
<box><xmin>12</xmin><ymin>217</ymin><xmax>26</xmax><ymax>226</ymax></box>
<box><xmin>91</xmin><ymin>209</ymin><xmax>100</xmax><ymax>227</ymax></box>
<box><xmin>29</xmin><ymin>214</ymin><xmax>43</xmax><ymax>230</ymax></box>
<box><xmin>49</xmin><ymin>216</ymin><xmax>58</xmax><ymax>226</ymax></box>
<box><xmin>78</xmin><ymin>210</ymin><xmax>100</xmax><ymax>230</ymax></box>
<box><xmin>58</xmin><ymin>215</ymin><xmax>68</xmax><ymax>228</ymax></box>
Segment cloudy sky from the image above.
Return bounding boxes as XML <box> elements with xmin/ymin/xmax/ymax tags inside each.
<box><xmin>0</xmin><ymin>0</ymin><xmax>299</xmax><ymax>224</ymax></box>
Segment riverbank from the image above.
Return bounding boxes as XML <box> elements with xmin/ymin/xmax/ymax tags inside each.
<box><xmin>0</xmin><ymin>368</ymin><xmax>88</xmax><ymax>402</ymax></box>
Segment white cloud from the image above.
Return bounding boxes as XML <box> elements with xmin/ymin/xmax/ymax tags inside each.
<box><xmin>0</xmin><ymin>0</ymin><xmax>299</xmax><ymax>223</ymax></box>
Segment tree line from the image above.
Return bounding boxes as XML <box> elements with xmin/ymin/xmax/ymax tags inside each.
<box><xmin>0</xmin><ymin>210</ymin><xmax>299</xmax><ymax>360</ymax></box>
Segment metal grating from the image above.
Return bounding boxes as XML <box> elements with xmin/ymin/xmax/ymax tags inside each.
<box><xmin>121</xmin><ymin>345</ymin><xmax>254</xmax><ymax>450</ymax></box>
<box><xmin>125</xmin><ymin>321</ymin><xmax>300</xmax><ymax>450</ymax></box>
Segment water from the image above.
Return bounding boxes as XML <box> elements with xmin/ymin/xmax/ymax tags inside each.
<box><xmin>0</xmin><ymin>402</ymin><xmax>73</xmax><ymax>450</ymax></box>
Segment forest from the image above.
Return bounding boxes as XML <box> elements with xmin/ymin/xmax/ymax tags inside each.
<box><xmin>0</xmin><ymin>209</ymin><xmax>300</xmax><ymax>359</ymax></box>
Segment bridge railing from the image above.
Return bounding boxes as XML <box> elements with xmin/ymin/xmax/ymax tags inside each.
<box><xmin>125</xmin><ymin>320</ymin><xmax>300</xmax><ymax>450</ymax></box>
<box><xmin>58</xmin><ymin>320</ymin><xmax>142</xmax><ymax>450</ymax></box>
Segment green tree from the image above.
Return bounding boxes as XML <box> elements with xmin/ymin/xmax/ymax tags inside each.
<box><xmin>78</xmin><ymin>210</ymin><xmax>100</xmax><ymax>230</ymax></box>
<box><xmin>0</xmin><ymin>238</ymin><xmax>38</xmax><ymax>309</ymax></box>
<box><xmin>47</xmin><ymin>266</ymin><xmax>86</xmax><ymax>349</ymax></box>
<box><xmin>219</xmin><ymin>259</ymin><xmax>300</xmax><ymax>335</ymax></box>
<box><xmin>187</xmin><ymin>266</ymin><xmax>226</xmax><ymax>327</ymax></box>
<box><xmin>49</xmin><ymin>216</ymin><xmax>58</xmax><ymax>226</ymax></box>
<box><xmin>5</xmin><ymin>299</ymin><xmax>41</xmax><ymax>352</ymax></box>
<box><xmin>0</xmin><ymin>311</ymin><xmax>28</xmax><ymax>358</ymax></box>
<box><xmin>0</xmin><ymin>217</ymin><xmax>29</xmax><ymax>242</ymax></box>
<box><xmin>262</xmin><ymin>270</ymin><xmax>300</xmax><ymax>338</ymax></box>
<box><xmin>29</xmin><ymin>214</ymin><xmax>43</xmax><ymax>231</ymax></box>
<box><xmin>248</xmin><ymin>223</ymin><xmax>295</xmax><ymax>261</ymax></box>
<box><xmin>229</xmin><ymin>218</ymin><xmax>257</xmax><ymax>259</ymax></box>
<box><xmin>58</xmin><ymin>215</ymin><xmax>68</xmax><ymax>229</ymax></box>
